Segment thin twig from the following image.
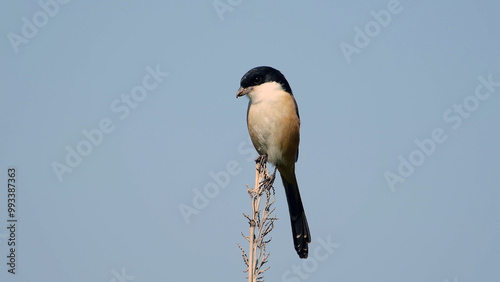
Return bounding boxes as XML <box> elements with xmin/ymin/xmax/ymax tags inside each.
<box><xmin>239</xmin><ymin>156</ymin><xmax>277</xmax><ymax>282</ymax></box>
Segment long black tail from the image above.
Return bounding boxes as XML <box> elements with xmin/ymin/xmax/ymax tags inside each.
<box><xmin>279</xmin><ymin>166</ymin><xmax>311</xmax><ymax>258</ymax></box>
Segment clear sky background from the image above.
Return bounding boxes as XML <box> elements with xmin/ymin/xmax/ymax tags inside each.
<box><xmin>1</xmin><ymin>1</ymin><xmax>499</xmax><ymax>281</ymax></box>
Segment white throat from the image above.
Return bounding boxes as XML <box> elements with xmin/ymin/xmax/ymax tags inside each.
<box><xmin>247</xmin><ymin>81</ymin><xmax>284</xmax><ymax>104</ymax></box>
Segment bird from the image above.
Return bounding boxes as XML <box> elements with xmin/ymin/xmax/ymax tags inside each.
<box><xmin>236</xmin><ymin>66</ymin><xmax>311</xmax><ymax>258</ymax></box>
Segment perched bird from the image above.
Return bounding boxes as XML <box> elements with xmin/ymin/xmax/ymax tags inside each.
<box><xmin>236</xmin><ymin>66</ymin><xmax>311</xmax><ymax>258</ymax></box>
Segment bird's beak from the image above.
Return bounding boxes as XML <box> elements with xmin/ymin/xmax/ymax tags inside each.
<box><xmin>236</xmin><ymin>86</ymin><xmax>252</xmax><ymax>98</ymax></box>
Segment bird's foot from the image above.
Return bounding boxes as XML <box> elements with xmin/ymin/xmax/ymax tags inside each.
<box><xmin>269</xmin><ymin>167</ymin><xmax>277</xmax><ymax>183</ymax></box>
<box><xmin>255</xmin><ymin>155</ymin><xmax>268</xmax><ymax>167</ymax></box>
<box><xmin>255</xmin><ymin>155</ymin><xmax>268</xmax><ymax>175</ymax></box>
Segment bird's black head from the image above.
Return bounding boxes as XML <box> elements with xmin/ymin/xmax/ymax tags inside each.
<box><xmin>236</xmin><ymin>66</ymin><xmax>293</xmax><ymax>97</ymax></box>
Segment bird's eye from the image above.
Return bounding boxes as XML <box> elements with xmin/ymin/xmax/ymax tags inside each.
<box><xmin>253</xmin><ymin>76</ymin><xmax>262</xmax><ymax>84</ymax></box>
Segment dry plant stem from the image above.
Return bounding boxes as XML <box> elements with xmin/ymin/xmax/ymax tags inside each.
<box><xmin>248</xmin><ymin>157</ymin><xmax>262</xmax><ymax>282</ymax></box>
<box><xmin>240</xmin><ymin>155</ymin><xmax>276</xmax><ymax>282</ymax></box>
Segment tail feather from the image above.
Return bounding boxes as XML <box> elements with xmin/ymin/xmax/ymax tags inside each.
<box><xmin>279</xmin><ymin>165</ymin><xmax>311</xmax><ymax>259</ymax></box>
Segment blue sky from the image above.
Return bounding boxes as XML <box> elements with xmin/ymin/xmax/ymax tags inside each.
<box><xmin>1</xmin><ymin>1</ymin><xmax>499</xmax><ymax>281</ymax></box>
